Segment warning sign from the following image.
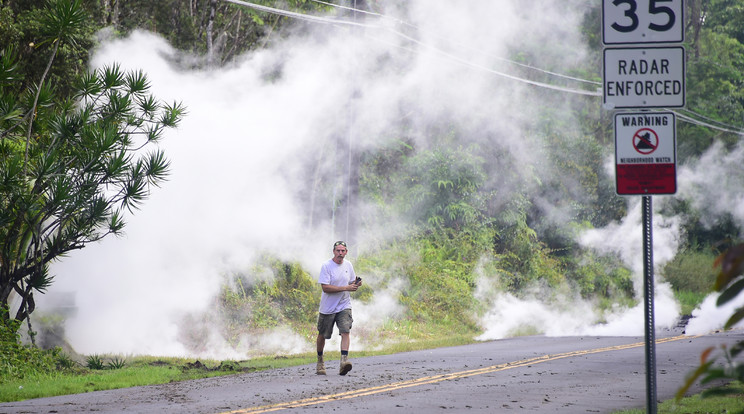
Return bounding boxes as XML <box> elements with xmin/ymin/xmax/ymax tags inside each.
<box><xmin>615</xmin><ymin>112</ymin><xmax>676</xmax><ymax>195</ymax></box>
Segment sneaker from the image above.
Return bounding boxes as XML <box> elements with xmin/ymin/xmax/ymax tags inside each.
<box><xmin>339</xmin><ymin>355</ymin><xmax>352</xmax><ymax>376</ymax></box>
<box><xmin>316</xmin><ymin>359</ymin><xmax>326</xmax><ymax>375</ymax></box>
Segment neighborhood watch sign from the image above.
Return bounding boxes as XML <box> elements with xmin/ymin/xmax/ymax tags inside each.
<box><xmin>614</xmin><ymin>112</ymin><xmax>677</xmax><ymax>195</ymax></box>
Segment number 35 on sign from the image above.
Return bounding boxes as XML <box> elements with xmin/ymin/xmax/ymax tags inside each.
<box><xmin>603</xmin><ymin>0</ymin><xmax>684</xmax><ymax>45</ymax></box>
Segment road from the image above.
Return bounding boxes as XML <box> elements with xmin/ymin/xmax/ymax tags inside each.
<box><xmin>2</xmin><ymin>329</ymin><xmax>742</xmax><ymax>414</ymax></box>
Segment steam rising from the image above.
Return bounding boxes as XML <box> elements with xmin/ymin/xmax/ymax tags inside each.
<box><xmin>37</xmin><ymin>1</ymin><xmax>743</xmax><ymax>358</ymax></box>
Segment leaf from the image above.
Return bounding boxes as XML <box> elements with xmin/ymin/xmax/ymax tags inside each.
<box><xmin>724</xmin><ymin>307</ymin><xmax>744</xmax><ymax>330</ymax></box>
<box><xmin>100</xmin><ymin>64</ymin><xmax>125</xmax><ymax>89</ymax></box>
<box><xmin>74</xmin><ymin>71</ymin><xmax>102</xmax><ymax>99</ymax></box>
<box><xmin>41</xmin><ymin>0</ymin><xmax>88</xmax><ymax>49</ymax></box>
<box><xmin>717</xmin><ymin>277</ymin><xmax>744</xmax><ymax>307</ymax></box>
<box><xmin>125</xmin><ymin>70</ymin><xmax>150</xmax><ymax>94</ymax></box>
<box><xmin>701</xmin><ymin>346</ymin><xmax>715</xmax><ymax>364</ymax></box>
<box><xmin>0</xmin><ymin>47</ymin><xmax>21</xmax><ymax>86</ymax></box>
<box><xmin>714</xmin><ymin>243</ymin><xmax>744</xmax><ymax>291</ymax></box>
<box><xmin>144</xmin><ymin>150</ymin><xmax>171</xmax><ymax>186</ymax></box>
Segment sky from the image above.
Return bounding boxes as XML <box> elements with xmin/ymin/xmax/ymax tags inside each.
<box><xmin>34</xmin><ymin>0</ymin><xmax>744</xmax><ymax>358</ymax></box>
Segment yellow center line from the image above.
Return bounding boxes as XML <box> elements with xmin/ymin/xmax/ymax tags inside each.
<box><xmin>222</xmin><ymin>334</ymin><xmax>698</xmax><ymax>414</ymax></box>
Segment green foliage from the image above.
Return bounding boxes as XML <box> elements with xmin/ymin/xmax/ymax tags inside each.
<box><xmin>396</xmin><ymin>145</ymin><xmax>489</xmax><ymax>231</ymax></box>
<box><xmin>216</xmin><ymin>256</ymin><xmax>320</xmax><ymax>345</ymax></box>
<box><xmin>680</xmin><ymin>18</ymin><xmax>744</xmax><ymax>162</ymax></box>
<box><xmin>563</xmin><ymin>249</ymin><xmax>634</xmax><ymax>300</ymax></box>
<box><xmin>1</xmin><ymin>1</ymin><xmax>98</xmax><ymax>97</ymax></box>
<box><xmin>663</xmin><ymin>199</ymin><xmax>741</xmax><ymax>249</ymax></box>
<box><xmin>83</xmin><ymin>354</ymin><xmax>127</xmax><ymax>370</ymax></box>
<box><xmin>0</xmin><ymin>307</ymin><xmax>66</xmax><ymax>382</ymax></box>
<box><xmin>85</xmin><ymin>354</ymin><xmax>104</xmax><ymax>370</ymax></box>
<box><xmin>675</xmin><ymin>290</ymin><xmax>708</xmax><ymax>316</ymax></box>
<box><xmin>662</xmin><ymin>248</ymin><xmax>717</xmax><ymax>294</ymax></box>
<box><xmin>0</xmin><ymin>0</ymin><xmax>185</xmax><ymax>328</ymax></box>
<box><xmin>110</xmin><ymin>0</ymin><xmax>331</xmax><ymax>66</ymax></box>
<box><xmin>106</xmin><ymin>356</ymin><xmax>126</xmax><ymax>370</ymax></box>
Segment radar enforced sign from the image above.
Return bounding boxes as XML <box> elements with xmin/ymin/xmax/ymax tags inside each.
<box><xmin>615</xmin><ymin>112</ymin><xmax>677</xmax><ymax>195</ymax></box>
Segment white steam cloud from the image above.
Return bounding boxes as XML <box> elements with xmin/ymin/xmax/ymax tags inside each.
<box><xmin>475</xmin><ymin>134</ymin><xmax>744</xmax><ymax>341</ymax></box>
<box><xmin>36</xmin><ymin>0</ymin><xmax>743</xmax><ymax>358</ymax></box>
<box><xmin>475</xmin><ymin>197</ymin><xmax>683</xmax><ymax>341</ymax></box>
<box><xmin>43</xmin><ymin>0</ymin><xmax>596</xmax><ymax>357</ymax></box>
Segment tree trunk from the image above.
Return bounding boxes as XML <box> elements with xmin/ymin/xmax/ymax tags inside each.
<box><xmin>686</xmin><ymin>0</ymin><xmax>705</xmax><ymax>59</ymax></box>
<box><xmin>207</xmin><ymin>0</ymin><xmax>217</xmax><ymax>68</ymax></box>
<box><xmin>100</xmin><ymin>0</ymin><xmax>119</xmax><ymax>26</ymax></box>
<box><xmin>112</xmin><ymin>0</ymin><xmax>119</xmax><ymax>26</ymax></box>
<box><xmin>101</xmin><ymin>0</ymin><xmax>110</xmax><ymax>24</ymax></box>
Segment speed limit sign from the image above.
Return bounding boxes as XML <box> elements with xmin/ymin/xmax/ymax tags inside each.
<box><xmin>603</xmin><ymin>0</ymin><xmax>683</xmax><ymax>44</ymax></box>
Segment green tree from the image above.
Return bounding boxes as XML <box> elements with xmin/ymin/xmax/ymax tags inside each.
<box><xmin>0</xmin><ymin>0</ymin><xmax>184</xmax><ymax>329</ymax></box>
<box><xmin>104</xmin><ymin>0</ymin><xmax>332</xmax><ymax>67</ymax></box>
<box><xmin>398</xmin><ymin>145</ymin><xmax>488</xmax><ymax>231</ymax></box>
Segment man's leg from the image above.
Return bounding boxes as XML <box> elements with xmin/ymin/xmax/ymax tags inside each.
<box><xmin>339</xmin><ymin>333</ymin><xmax>352</xmax><ymax>375</ymax></box>
<box><xmin>317</xmin><ymin>333</ymin><xmax>326</xmax><ymax>354</ymax></box>
<box><xmin>316</xmin><ymin>333</ymin><xmax>327</xmax><ymax>375</ymax></box>
<box><xmin>316</xmin><ymin>311</ymin><xmax>329</xmax><ymax>376</ymax></box>
<box><xmin>315</xmin><ymin>333</ymin><xmax>325</xmax><ymax>375</ymax></box>
<box><xmin>335</xmin><ymin>309</ymin><xmax>353</xmax><ymax>376</ymax></box>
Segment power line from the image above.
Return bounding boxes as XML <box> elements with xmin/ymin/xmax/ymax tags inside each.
<box><xmin>674</xmin><ymin>107</ymin><xmax>744</xmax><ymax>132</ymax></box>
<box><xmin>309</xmin><ymin>0</ymin><xmax>385</xmax><ymax>19</ymax></box>
<box><xmin>671</xmin><ymin>110</ymin><xmax>744</xmax><ymax>135</ymax></box>
<box><xmin>223</xmin><ymin>0</ymin><xmax>368</xmax><ymax>27</ymax></box>
<box><xmin>223</xmin><ymin>0</ymin><xmax>744</xmax><ymax>133</ymax></box>
<box><xmin>222</xmin><ymin>0</ymin><xmax>602</xmax><ymax>96</ymax></box>
<box><xmin>309</xmin><ymin>1</ymin><xmax>744</xmax><ymax>133</ymax></box>
<box><xmin>386</xmin><ymin>28</ymin><xmax>602</xmax><ymax>96</ymax></box>
<box><xmin>309</xmin><ymin>0</ymin><xmax>602</xmax><ymax>87</ymax></box>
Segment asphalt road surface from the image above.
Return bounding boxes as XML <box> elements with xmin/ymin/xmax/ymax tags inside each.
<box><xmin>2</xmin><ymin>329</ymin><xmax>742</xmax><ymax>414</ymax></box>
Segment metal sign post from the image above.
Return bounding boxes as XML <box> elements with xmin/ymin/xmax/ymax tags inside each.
<box><xmin>642</xmin><ymin>195</ymin><xmax>657</xmax><ymax>414</ymax></box>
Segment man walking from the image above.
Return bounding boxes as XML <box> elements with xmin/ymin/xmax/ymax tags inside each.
<box><xmin>316</xmin><ymin>241</ymin><xmax>362</xmax><ymax>375</ymax></box>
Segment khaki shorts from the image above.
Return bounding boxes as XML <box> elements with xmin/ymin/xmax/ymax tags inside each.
<box><xmin>317</xmin><ymin>309</ymin><xmax>353</xmax><ymax>339</ymax></box>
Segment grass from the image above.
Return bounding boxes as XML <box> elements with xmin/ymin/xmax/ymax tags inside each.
<box><xmin>613</xmin><ymin>383</ymin><xmax>744</xmax><ymax>413</ymax></box>
<box><xmin>676</xmin><ymin>290</ymin><xmax>710</xmax><ymax>316</ymax></box>
<box><xmin>0</xmin><ymin>333</ymin><xmax>478</xmax><ymax>403</ymax></box>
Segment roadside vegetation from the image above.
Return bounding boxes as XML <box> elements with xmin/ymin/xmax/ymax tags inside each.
<box><xmin>2</xmin><ymin>0</ymin><xmax>744</xmax><ymax>411</ymax></box>
<box><xmin>615</xmin><ymin>382</ymin><xmax>744</xmax><ymax>414</ymax></box>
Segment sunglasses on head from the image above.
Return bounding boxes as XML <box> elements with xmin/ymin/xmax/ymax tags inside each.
<box><xmin>334</xmin><ymin>241</ymin><xmax>347</xmax><ymax>248</ymax></box>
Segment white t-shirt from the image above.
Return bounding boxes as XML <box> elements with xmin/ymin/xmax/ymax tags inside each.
<box><xmin>318</xmin><ymin>258</ymin><xmax>357</xmax><ymax>314</ymax></box>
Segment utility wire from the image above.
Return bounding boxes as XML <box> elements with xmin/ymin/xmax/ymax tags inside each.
<box><xmin>223</xmin><ymin>0</ymin><xmax>744</xmax><ymax>133</ymax></box>
<box><xmin>674</xmin><ymin>107</ymin><xmax>744</xmax><ymax>131</ymax></box>
<box><xmin>309</xmin><ymin>0</ymin><xmax>385</xmax><ymax>19</ymax></box>
<box><xmin>223</xmin><ymin>0</ymin><xmax>369</xmax><ymax>27</ymax></box>
<box><xmin>386</xmin><ymin>28</ymin><xmax>602</xmax><ymax>96</ymax></box>
<box><xmin>222</xmin><ymin>0</ymin><xmax>601</xmax><ymax>96</ymax></box>
<box><xmin>309</xmin><ymin>0</ymin><xmax>602</xmax><ymax>87</ymax></box>
<box><xmin>671</xmin><ymin>110</ymin><xmax>744</xmax><ymax>135</ymax></box>
<box><xmin>309</xmin><ymin>1</ymin><xmax>744</xmax><ymax>133</ymax></box>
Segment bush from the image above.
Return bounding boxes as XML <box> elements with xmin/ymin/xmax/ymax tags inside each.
<box><xmin>85</xmin><ymin>354</ymin><xmax>105</xmax><ymax>370</ymax></box>
<box><xmin>662</xmin><ymin>249</ymin><xmax>717</xmax><ymax>294</ymax></box>
<box><xmin>1</xmin><ymin>308</ymin><xmax>61</xmax><ymax>382</ymax></box>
